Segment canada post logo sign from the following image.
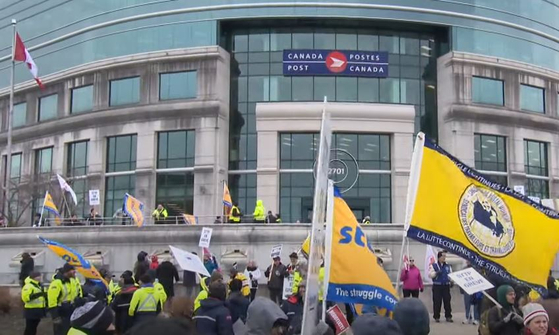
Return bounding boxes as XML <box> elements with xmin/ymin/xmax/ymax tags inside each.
<box><xmin>283</xmin><ymin>50</ymin><xmax>388</xmax><ymax>77</ymax></box>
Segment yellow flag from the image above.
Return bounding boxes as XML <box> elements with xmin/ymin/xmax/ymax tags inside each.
<box><xmin>407</xmin><ymin>134</ymin><xmax>559</xmax><ymax>293</ymax></box>
<box><xmin>327</xmin><ymin>188</ymin><xmax>398</xmax><ymax>310</ymax></box>
<box><xmin>223</xmin><ymin>182</ymin><xmax>232</xmax><ymax>214</ymax></box>
<box><xmin>123</xmin><ymin>193</ymin><xmax>144</xmax><ymax>227</ymax></box>
<box><xmin>43</xmin><ymin>191</ymin><xmax>61</xmax><ymax>225</ymax></box>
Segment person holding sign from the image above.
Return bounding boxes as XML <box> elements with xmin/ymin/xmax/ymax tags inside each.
<box><xmin>400</xmin><ymin>257</ymin><xmax>424</xmax><ymax>298</ymax></box>
<box><xmin>265</xmin><ymin>257</ymin><xmax>287</xmax><ymax>305</ymax></box>
<box><xmin>487</xmin><ymin>285</ymin><xmax>524</xmax><ymax>335</ymax></box>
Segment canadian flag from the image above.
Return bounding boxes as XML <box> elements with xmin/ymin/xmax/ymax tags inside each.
<box><xmin>13</xmin><ymin>33</ymin><xmax>44</xmax><ymax>89</ymax></box>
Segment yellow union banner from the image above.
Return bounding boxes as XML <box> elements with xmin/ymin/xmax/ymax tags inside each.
<box><xmin>407</xmin><ymin>134</ymin><xmax>559</xmax><ymax>293</ymax></box>
<box><xmin>123</xmin><ymin>193</ymin><xmax>144</xmax><ymax>227</ymax></box>
<box><xmin>327</xmin><ymin>188</ymin><xmax>398</xmax><ymax>310</ymax></box>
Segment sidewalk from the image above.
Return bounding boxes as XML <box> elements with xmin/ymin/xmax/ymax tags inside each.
<box><xmin>430</xmin><ymin>312</ymin><xmax>480</xmax><ymax>335</ymax></box>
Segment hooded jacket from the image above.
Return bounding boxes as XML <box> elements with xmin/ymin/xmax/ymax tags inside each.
<box><xmin>227</xmin><ymin>291</ymin><xmax>250</xmax><ymax>324</ymax></box>
<box><xmin>488</xmin><ymin>285</ymin><xmax>524</xmax><ymax>335</ymax></box>
<box><xmin>253</xmin><ymin>200</ymin><xmax>265</xmax><ymax>221</ymax></box>
<box><xmin>393</xmin><ymin>298</ymin><xmax>430</xmax><ymax>335</ymax></box>
<box><xmin>111</xmin><ymin>285</ymin><xmax>137</xmax><ymax>334</ymax></box>
<box><xmin>194</xmin><ymin>297</ymin><xmax>234</xmax><ymax>335</ymax></box>
<box><xmin>281</xmin><ymin>294</ymin><xmax>304</xmax><ymax>335</ymax></box>
<box><xmin>19</xmin><ymin>255</ymin><xmax>34</xmax><ymax>282</ymax></box>
<box><xmin>352</xmin><ymin>314</ymin><xmax>402</xmax><ymax>335</ymax></box>
<box><xmin>245</xmin><ymin>297</ymin><xmax>289</xmax><ymax>335</ymax></box>
<box><xmin>21</xmin><ymin>276</ymin><xmax>46</xmax><ymax>319</ymax></box>
<box><xmin>134</xmin><ymin>251</ymin><xmax>150</xmax><ymax>281</ymax></box>
<box><xmin>156</xmin><ymin>261</ymin><xmax>180</xmax><ymax>298</ymax></box>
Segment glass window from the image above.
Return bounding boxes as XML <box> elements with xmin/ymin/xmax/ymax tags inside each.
<box><xmin>156</xmin><ymin>172</ymin><xmax>194</xmax><ymax>215</ymax></box>
<box><xmin>336</xmin><ymin>78</ymin><xmax>358</xmax><ymax>102</ymax></box>
<box><xmin>233</xmin><ymin>33</ymin><xmax>248</xmax><ymax>52</ymax></box>
<box><xmin>248</xmin><ymin>76</ymin><xmax>270</xmax><ymax>102</ymax></box>
<box><xmin>159</xmin><ymin>71</ymin><xmax>197</xmax><ymax>101</ymax></box>
<box><xmin>314</xmin><ymin>32</ymin><xmax>335</xmax><ymax>49</ymax></box>
<box><xmin>38</xmin><ymin>94</ymin><xmax>58</xmax><ymax>122</ymax></box>
<box><xmin>336</xmin><ymin>32</ymin><xmax>357</xmax><ymax>50</ymax></box>
<box><xmin>520</xmin><ymin>84</ymin><xmax>545</xmax><ymax>113</ymax></box>
<box><xmin>158</xmin><ymin>130</ymin><xmax>195</xmax><ymax>169</ymax></box>
<box><xmin>292</xmin><ymin>77</ymin><xmax>313</xmax><ymax>101</ymax></box>
<box><xmin>380</xmin><ymin>78</ymin><xmax>400</xmax><ymax>103</ymax></box>
<box><xmin>228</xmin><ymin>173</ymin><xmax>257</xmax><ymax>217</ymax></box>
<box><xmin>280</xmin><ymin>133</ymin><xmax>318</xmax><ymax>169</ymax></box>
<box><xmin>72</xmin><ymin>179</ymin><xmax>89</xmax><ymax>219</ymax></box>
<box><xmin>474</xmin><ymin>134</ymin><xmax>507</xmax><ymax>172</ymax></box>
<box><xmin>12</xmin><ymin>102</ymin><xmax>26</xmax><ymax>128</ymax></box>
<box><xmin>358</xmin><ymin>34</ymin><xmax>379</xmax><ymax>51</ymax></box>
<box><xmin>9</xmin><ymin>153</ymin><xmax>22</xmax><ymax>184</ymax></box>
<box><xmin>35</xmin><ymin>147</ymin><xmax>53</xmax><ymax>176</ymax></box>
<box><xmin>379</xmin><ymin>35</ymin><xmax>399</xmax><ymax>53</ymax></box>
<box><xmin>270</xmin><ymin>30</ymin><xmax>291</xmax><ymax>51</ymax></box>
<box><xmin>524</xmin><ymin>140</ymin><xmax>548</xmax><ymax>176</ymax></box>
<box><xmin>71</xmin><ymin>85</ymin><xmax>93</xmax><ymax>114</ymax></box>
<box><xmin>472</xmin><ymin>77</ymin><xmax>504</xmax><ymax>106</ymax></box>
<box><xmin>105</xmin><ymin>175</ymin><xmax>135</xmax><ymax>218</ymax></box>
<box><xmin>358</xmin><ymin>78</ymin><xmax>379</xmax><ymax>102</ymax></box>
<box><xmin>292</xmin><ymin>32</ymin><xmax>313</xmax><ymax>49</ymax></box>
<box><xmin>401</xmin><ymin>79</ymin><xmax>420</xmax><ymax>104</ymax></box>
<box><xmin>526</xmin><ymin>179</ymin><xmax>549</xmax><ymax>199</ymax></box>
<box><xmin>249</xmin><ymin>32</ymin><xmax>270</xmax><ymax>52</ymax></box>
<box><xmin>356</xmin><ymin>134</ymin><xmax>391</xmax><ymax>170</ymax></box>
<box><xmin>67</xmin><ymin>140</ymin><xmax>88</xmax><ymax>177</ymax></box>
<box><xmin>109</xmin><ymin>77</ymin><xmax>140</xmax><ymax>106</ymax></box>
<box><xmin>270</xmin><ymin>76</ymin><xmax>291</xmax><ymax>101</ymax></box>
<box><xmin>400</xmin><ymin>37</ymin><xmax>420</xmax><ymax>55</ymax></box>
<box><xmin>106</xmin><ymin>135</ymin><xmax>137</xmax><ymax>172</ymax></box>
<box><xmin>314</xmin><ymin>77</ymin><xmax>335</xmax><ymax>101</ymax></box>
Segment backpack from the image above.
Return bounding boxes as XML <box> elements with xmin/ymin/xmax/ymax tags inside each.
<box><xmin>479</xmin><ymin>307</ymin><xmax>500</xmax><ymax>335</ymax></box>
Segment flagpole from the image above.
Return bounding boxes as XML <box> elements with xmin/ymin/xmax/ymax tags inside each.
<box><xmin>322</xmin><ymin>180</ymin><xmax>334</xmax><ymax>321</ymax></box>
<box><xmin>38</xmin><ymin>190</ymin><xmax>47</xmax><ymax>227</ymax></box>
<box><xmin>4</xmin><ymin>19</ymin><xmax>16</xmax><ymax>225</ymax></box>
<box><xmin>222</xmin><ymin>180</ymin><xmax>226</xmax><ymax>224</ymax></box>
<box><xmin>395</xmin><ymin>132</ymin><xmax>425</xmax><ymax>294</ymax></box>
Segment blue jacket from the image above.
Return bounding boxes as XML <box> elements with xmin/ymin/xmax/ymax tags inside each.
<box><xmin>226</xmin><ymin>292</ymin><xmax>249</xmax><ymax>324</ymax></box>
<box><xmin>431</xmin><ymin>262</ymin><xmax>452</xmax><ymax>285</ymax></box>
<box><xmin>204</xmin><ymin>258</ymin><xmax>218</xmax><ymax>276</ymax></box>
<box><xmin>194</xmin><ymin>298</ymin><xmax>234</xmax><ymax>335</ymax></box>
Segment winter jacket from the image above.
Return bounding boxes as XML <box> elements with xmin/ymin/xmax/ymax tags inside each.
<box><xmin>183</xmin><ymin>270</ymin><xmax>197</xmax><ymax>287</ymax></box>
<box><xmin>134</xmin><ymin>260</ymin><xmax>150</xmax><ymax>282</ymax></box>
<box><xmin>488</xmin><ymin>305</ymin><xmax>523</xmax><ymax>335</ymax></box>
<box><xmin>194</xmin><ymin>298</ymin><xmax>234</xmax><ymax>335</ymax></box>
<box><xmin>281</xmin><ymin>295</ymin><xmax>304</xmax><ymax>335</ymax></box>
<box><xmin>429</xmin><ymin>262</ymin><xmax>452</xmax><ymax>285</ymax></box>
<box><xmin>245</xmin><ymin>297</ymin><xmax>288</xmax><ymax>335</ymax></box>
<box><xmin>21</xmin><ymin>276</ymin><xmax>46</xmax><ymax>319</ymax></box>
<box><xmin>227</xmin><ymin>291</ymin><xmax>250</xmax><ymax>323</ymax></box>
<box><xmin>253</xmin><ymin>200</ymin><xmax>265</xmax><ymax>221</ymax></box>
<box><xmin>265</xmin><ymin>263</ymin><xmax>287</xmax><ymax>290</ymax></box>
<box><xmin>244</xmin><ymin>267</ymin><xmax>261</xmax><ymax>289</ymax></box>
<box><xmin>111</xmin><ymin>285</ymin><xmax>137</xmax><ymax>334</ymax></box>
<box><xmin>524</xmin><ymin>329</ymin><xmax>558</xmax><ymax>335</ymax></box>
<box><xmin>82</xmin><ymin>280</ymin><xmax>107</xmax><ymax>303</ymax></box>
<box><xmin>400</xmin><ymin>266</ymin><xmax>424</xmax><ymax>291</ymax></box>
<box><xmin>19</xmin><ymin>257</ymin><xmax>34</xmax><ymax>282</ymax></box>
<box><xmin>205</xmin><ymin>257</ymin><xmax>219</xmax><ymax>276</ymax></box>
<box><xmin>156</xmin><ymin>261</ymin><xmax>179</xmax><ymax>298</ymax></box>
<box><xmin>540</xmin><ymin>299</ymin><xmax>559</xmax><ymax>333</ymax></box>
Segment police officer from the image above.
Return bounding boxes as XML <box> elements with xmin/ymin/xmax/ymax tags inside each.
<box><xmin>128</xmin><ymin>274</ymin><xmax>163</xmax><ymax>326</ymax></box>
<box><xmin>21</xmin><ymin>271</ymin><xmax>46</xmax><ymax>335</ymax></box>
<box><xmin>230</xmin><ymin>202</ymin><xmax>242</xmax><ymax>223</ymax></box>
<box><xmin>48</xmin><ymin>263</ymin><xmax>80</xmax><ymax>335</ymax></box>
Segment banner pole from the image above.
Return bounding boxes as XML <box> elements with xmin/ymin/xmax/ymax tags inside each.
<box><xmin>321</xmin><ymin>180</ymin><xmax>334</xmax><ymax>321</ymax></box>
<box><xmin>396</xmin><ymin>133</ymin><xmax>425</xmax><ymax>294</ymax></box>
<box><xmin>4</xmin><ymin>20</ymin><xmax>16</xmax><ymax>225</ymax></box>
<box><xmin>482</xmin><ymin>290</ymin><xmax>503</xmax><ymax>309</ymax></box>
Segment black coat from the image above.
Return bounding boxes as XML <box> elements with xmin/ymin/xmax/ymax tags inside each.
<box><xmin>183</xmin><ymin>270</ymin><xmax>196</xmax><ymax>287</ymax></box>
<box><xmin>488</xmin><ymin>305</ymin><xmax>523</xmax><ymax>335</ymax></box>
<box><xmin>19</xmin><ymin>257</ymin><xmax>34</xmax><ymax>281</ymax></box>
<box><xmin>82</xmin><ymin>281</ymin><xmax>107</xmax><ymax>302</ymax></box>
<box><xmin>194</xmin><ymin>298</ymin><xmax>234</xmax><ymax>335</ymax></box>
<box><xmin>111</xmin><ymin>285</ymin><xmax>137</xmax><ymax>334</ymax></box>
<box><xmin>281</xmin><ymin>295</ymin><xmax>304</xmax><ymax>335</ymax></box>
<box><xmin>134</xmin><ymin>260</ymin><xmax>149</xmax><ymax>282</ymax></box>
<box><xmin>156</xmin><ymin>261</ymin><xmax>179</xmax><ymax>297</ymax></box>
<box><xmin>265</xmin><ymin>263</ymin><xmax>287</xmax><ymax>290</ymax></box>
<box><xmin>226</xmin><ymin>292</ymin><xmax>249</xmax><ymax>324</ymax></box>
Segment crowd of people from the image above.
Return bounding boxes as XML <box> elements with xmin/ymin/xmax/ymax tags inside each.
<box><xmin>15</xmin><ymin>246</ymin><xmax>559</xmax><ymax>335</ymax></box>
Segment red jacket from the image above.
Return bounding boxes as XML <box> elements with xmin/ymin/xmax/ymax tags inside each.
<box><xmin>400</xmin><ymin>266</ymin><xmax>424</xmax><ymax>291</ymax></box>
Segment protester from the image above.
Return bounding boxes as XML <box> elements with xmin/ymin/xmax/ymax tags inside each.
<box><xmin>229</xmin><ymin>266</ymin><xmax>250</xmax><ymax>298</ymax></box>
<box><xmin>170</xmin><ymin>297</ymin><xmax>195</xmax><ymax>328</ymax></box>
<box><xmin>128</xmin><ymin>274</ymin><xmax>163</xmax><ymax>326</ymax></box>
<box><xmin>21</xmin><ymin>271</ymin><xmax>46</xmax><ymax>335</ymax></box>
<box><xmin>287</xmin><ymin>252</ymin><xmax>299</xmax><ymax>275</ymax></box>
<box><xmin>111</xmin><ymin>273</ymin><xmax>137</xmax><ymax>334</ymax></box>
<box><xmin>265</xmin><ymin>256</ymin><xmax>288</xmax><ymax>305</ymax></box>
<box><xmin>152</xmin><ymin>204</ymin><xmax>168</xmax><ymax>224</ymax></box>
<box><xmin>362</xmin><ymin>216</ymin><xmax>371</xmax><ymax>224</ymax></box>
<box><xmin>230</xmin><ymin>202</ymin><xmax>242</xmax><ymax>223</ymax></box>
<box><xmin>281</xmin><ymin>281</ymin><xmax>305</xmax><ymax>334</ymax></box>
<box><xmin>352</xmin><ymin>314</ymin><xmax>403</xmax><ymax>335</ymax></box>
<box><xmin>150</xmin><ymin>255</ymin><xmax>160</xmax><ymax>270</ymax></box>
<box><xmin>82</xmin><ymin>278</ymin><xmax>107</xmax><ymax>303</ymax></box>
<box><xmin>245</xmin><ymin>297</ymin><xmax>290</xmax><ymax>335</ymax></box>
<box><xmin>125</xmin><ymin>317</ymin><xmax>195</xmax><ymax>335</ymax></box>
<box><xmin>204</xmin><ymin>250</ymin><xmax>219</xmax><ymax>275</ymax></box>
<box><xmin>274</xmin><ymin>214</ymin><xmax>282</xmax><ymax>223</ymax></box>
<box><xmin>523</xmin><ymin>303</ymin><xmax>557</xmax><ymax>335</ymax></box>
<box><xmin>244</xmin><ymin>261</ymin><xmax>261</xmax><ymax>302</ymax></box>
<box><xmin>488</xmin><ymin>285</ymin><xmax>524</xmax><ymax>335</ymax></box>
<box><xmin>253</xmin><ymin>200</ymin><xmax>266</xmax><ymax>223</ymax></box>
<box><xmin>48</xmin><ymin>263</ymin><xmax>80</xmax><ymax>335</ymax></box>
<box><xmin>227</xmin><ymin>279</ymin><xmax>249</xmax><ymax>324</ymax></box>
<box><xmin>393</xmin><ymin>298</ymin><xmax>430</xmax><ymax>335</ymax></box>
<box><xmin>266</xmin><ymin>211</ymin><xmax>277</xmax><ymax>224</ymax></box>
<box><xmin>194</xmin><ymin>281</ymin><xmax>234</xmax><ymax>335</ymax></box>
<box><xmin>429</xmin><ymin>251</ymin><xmax>453</xmax><ymax>322</ymax></box>
<box><xmin>157</xmin><ymin>260</ymin><xmax>180</xmax><ymax>300</ymax></box>
<box><xmin>195</xmin><ymin>271</ymin><xmax>224</xmax><ymax>312</ymax></box>
<box><xmin>20</xmin><ymin>252</ymin><xmax>34</xmax><ymax>287</ymax></box>
<box><xmin>134</xmin><ymin>251</ymin><xmax>150</xmax><ymax>282</ymax></box>
<box><xmin>67</xmin><ymin>300</ymin><xmax>115</xmax><ymax>335</ymax></box>
<box><xmin>400</xmin><ymin>257</ymin><xmax>423</xmax><ymax>298</ymax></box>
<box><xmin>87</xmin><ymin>208</ymin><xmax>101</xmax><ymax>226</ymax></box>
<box><xmin>183</xmin><ymin>266</ymin><xmax>198</xmax><ymax>299</ymax></box>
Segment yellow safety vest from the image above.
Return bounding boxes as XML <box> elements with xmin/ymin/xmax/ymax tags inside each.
<box><xmin>129</xmin><ymin>286</ymin><xmax>161</xmax><ymax>316</ymax></box>
<box><xmin>21</xmin><ymin>277</ymin><xmax>46</xmax><ymax>309</ymax></box>
<box><xmin>230</xmin><ymin>206</ymin><xmax>241</xmax><ymax>223</ymax></box>
<box><xmin>292</xmin><ymin>272</ymin><xmax>303</xmax><ymax>295</ymax></box>
<box><xmin>230</xmin><ymin>273</ymin><xmax>251</xmax><ymax>297</ymax></box>
<box><xmin>318</xmin><ymin>267</ymin><xmax>325</xmax><ymax>302</ymax></box>
<box><xmin>67</xmin><ymin>328</ymin><xmax>87</xmax><ymax>335</ymax></box>
<box><xmin>48</xmin><ymin>277</ymin><xmax>79</xmax><ymax>309</ymax></box>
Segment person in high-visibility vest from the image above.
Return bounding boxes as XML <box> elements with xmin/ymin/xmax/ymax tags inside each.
<box><xmin>230</xmin><ymin>203</ymin><xmax>242</xmax><ymax>223</ymax></box>
<box><xmin>362</xmin><ymin>216</ymin><xmax>371</xmax><ymax>225</ymax></box>
<box><xmin>21</xmin><ymin>271</ymin><xmax>46</xmax><ymax>335</ymax></box>
<box><xmin>152</xmin><ymin>204</ymin><xmax>168</xmax><ymax>224</ymax></box>
<box><xmin>128</xmin><ymin>274</ymin><xmax>163</xmax><ymax>326</ymax></box>
<box><xmin>252</xmin><ymin>200</ymin><xmax>266</xmax><ymax>223</ymax></box>
<box><xmin>48</xmin><ymin>263</ymin><xmax>80</xmax><ymax>335</ymax></box>
<box><xmin>229</xmin><ymin>267</ymin><xmax>250</xmax><ymax>297</ymax></box>
<box><xmin>194</xmin><ymin>271</ymin><xmax>224</xmax><ymax>312</ymax></box>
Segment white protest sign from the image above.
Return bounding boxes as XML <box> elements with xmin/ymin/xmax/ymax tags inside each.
<box><xmin>271</xmin><ymin>244</ymin><xmax>283</xmax><ymax>258</ymax></box>
<box><xmin>198</xmin><ymin>227</ymin><xmax>213</xmax><ymax>248</ymax></box>
<box><xmin>448</xmin><ymin>267</ymin><xmax>494</xmax><ymax>295</ymax></box>
<box><xmin>283</xmin><ymin>275</ymin><xmax>294</xmax><ymax>299</ymax></box>
<box><xmin>169</xmin><ymin>245</ymin><xmax>210</xmax><ymax>277</ymax></box>
<box><xmin>89</xmin><ymin>190</ymin><xmax>100</xmax><ymax>206</ymax></box>
<box><xmin>513</xmin><ymin>185</ymin><xmax>525</xmax><ymax>195</ymax></box>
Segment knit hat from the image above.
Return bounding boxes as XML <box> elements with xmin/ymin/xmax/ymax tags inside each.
<box><xmin>497</xmin><ymin>285</ymin><xmax>515</xmax><ymax>307</ymax></box>
<box><xmin>393</xmin><ymin>298</ymin><xmax>430</xmax><ymax>335</ymax></box>
<box><xmin>71</xmin><ymin>301</ymin><xmax>114</xmax><ymax>332</ymax></box>
<box><xmin>352</xmin><ymin>314</ymin><xmax>403</xmax><ymax>335</ymax></box>
<box><xmin>62</xmin><ymin>263</ymin><xmax>75</xmax><ymax>274</ymax></box>
<box><xmin>522</xmin><ymin>303</ymin><xmax>549</xmax><ymax>326</ymax></box>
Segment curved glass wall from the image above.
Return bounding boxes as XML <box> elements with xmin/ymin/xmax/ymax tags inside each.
<box><xmin>2</xmin><ymin>1</ymin><xmax>559</xmax><ymax>89</ymax></box>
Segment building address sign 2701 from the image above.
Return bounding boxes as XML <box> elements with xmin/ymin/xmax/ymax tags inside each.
<box><xmin>283</xmin><ymin>50</ymin><xmax>389</xmax><ymax>78</ymax></box>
